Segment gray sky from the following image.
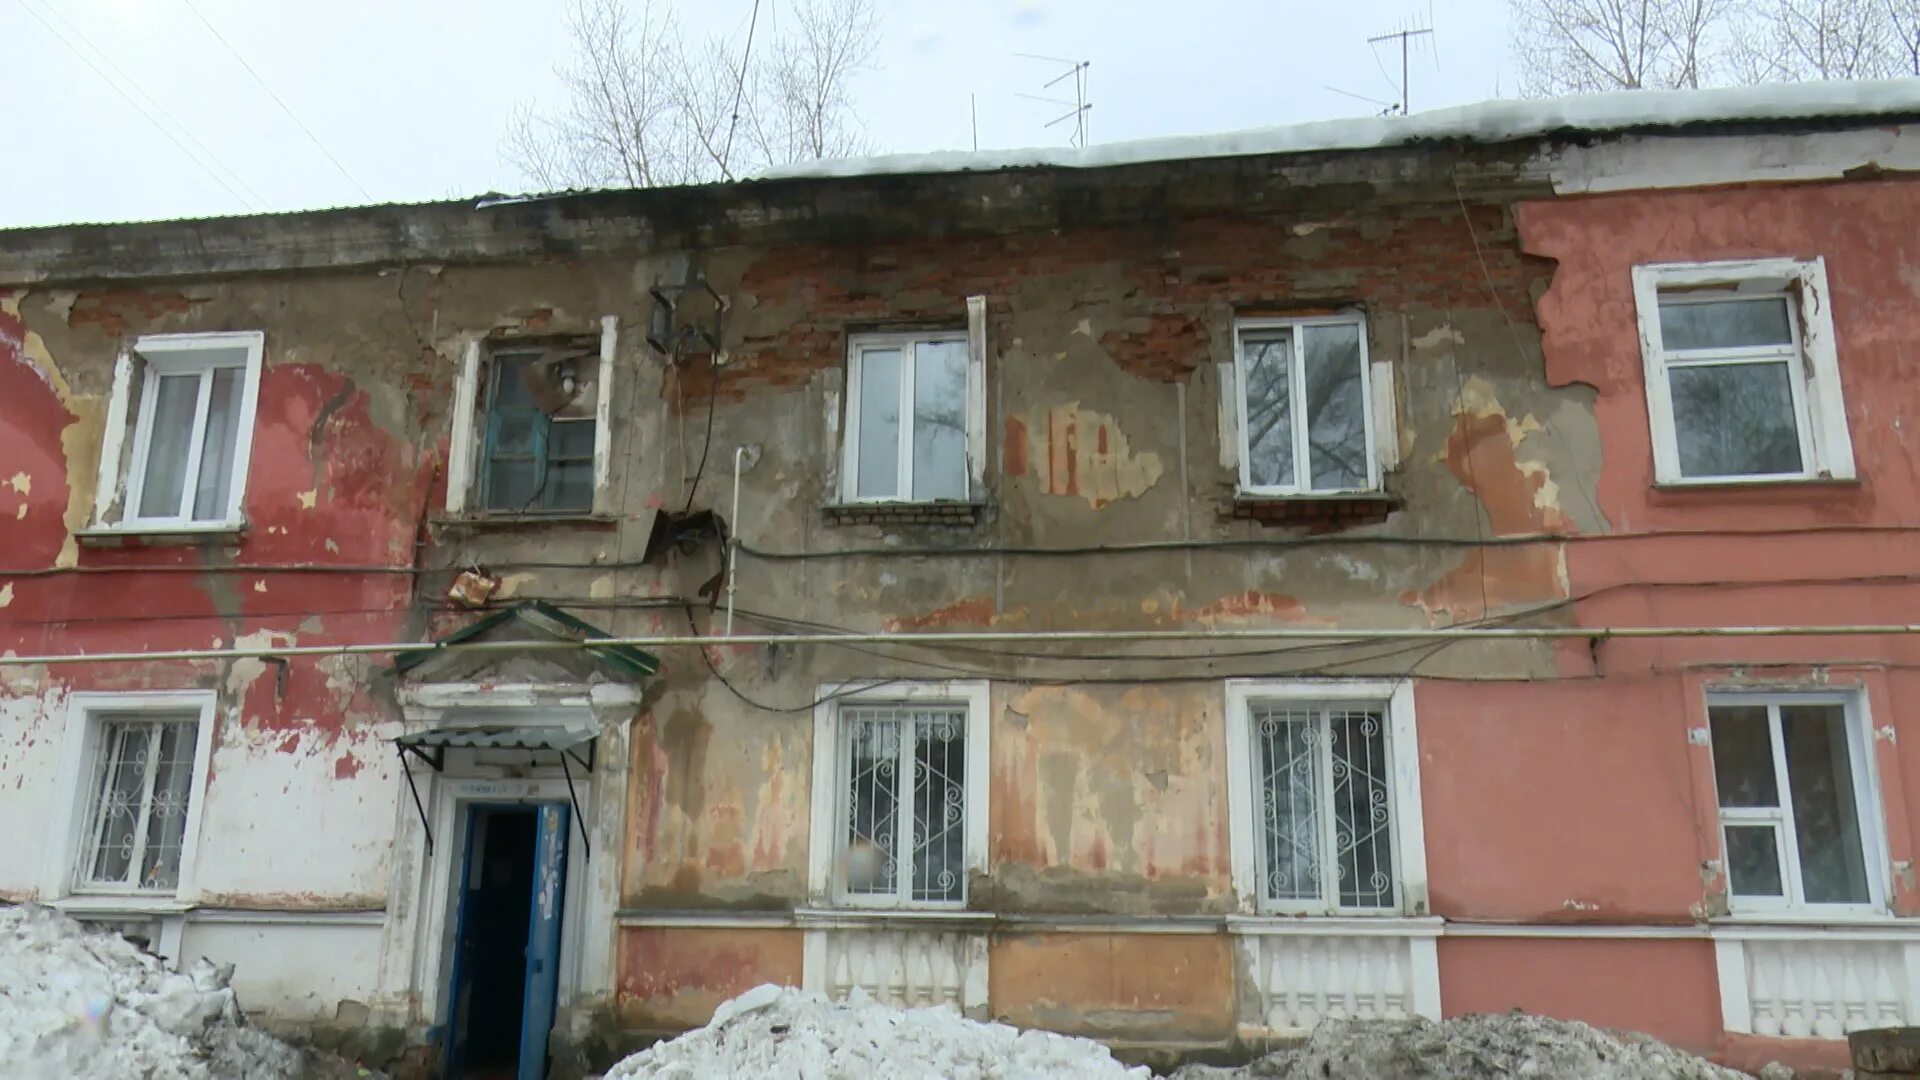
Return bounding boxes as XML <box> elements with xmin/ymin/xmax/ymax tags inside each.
<box><xmin>2</xmin><ymin>0</ymin><xmax>1514</xmax><ymax>230</ymax></box>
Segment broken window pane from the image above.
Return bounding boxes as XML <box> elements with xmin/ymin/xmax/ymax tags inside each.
<box><xmin>1710</xmin><ymin>705</ymin><xmax>1779</xmax><ymax>808</ymax></box>
<box><xmin>1668</xmin><ymin>361</ymin><xmax>1802</xmax><ymax>477</ymax></box>
<box><xmin>1659</xmin><ymin>298</ymin><xmax>1793</xmax><ymax>351</ymax></box>
<box><xmin>191</xmin><ymin>368</ymin><xmax>243</xmax><ymax>522</ymax></box>
<box><xmin>1781</xmin><ymin>704</ymin><xmax>1870</xmax><ymax>905</ymax></box>
<box><xmin>1302</xmin><ymin>324</ymin><xmax>1368</xmax><ymax>490</ymax></box>
<box><xmin>1724</xmin><ymin>825</ymin><xmax>1785</xmax><ymax>898</ymax></box>
<box><xmin>1242</xmin><ymin>333</ymin><xmax>1295</xmax><ymax>490</ymax></box>
<box><xmin>911</xmin><ymin>341</ymin><xmax>968</xmax><ymax>501</ymax></box>
<box><xmin>138</xmin><ymin>373</ymin><xmax>201</xmax><ymax>519</ymax></box>
<box><xmin>855</xmin><ymin>348</ymin><xmax>902</xmax><ymax>499</ymax></box>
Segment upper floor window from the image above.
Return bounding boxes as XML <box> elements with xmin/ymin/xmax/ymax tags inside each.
<box><xmin>94</xmin><ymin>332</ymin><xmax>265</xmax><ymax>532</ymax></box>
<box><xmin>1233</xmin><ymin>315</ymin><xmax>1378</xmax><ymax>496</ymax></box>
<box><xmin>1708</xmin><ymin>693</ymin><xmax>1883</xmax><ymax>914</ymax></box>
<box><xmin>480</xmin><ymin>345</ymin><xmax>598</xmax><ymax>513</ymax></box>
<box><xmin>1632</xmin><ymin>259</ymin><xmax>1854</xmax><ymax>485</ymax></box>
<box><xmin>446</xmin><ymin>320</ymin><xmax>616</xmax><ymax>518</ymax></box>
<box><xmin>55</xmin><ymin>691</ymin><xmax>216</xmax><ymax>898</ymax></box>
<box><xmin>809</xmin><ymin>681</ymin><xmax>988</xmax><ymax>909</ymax></box>
<box><xmin>1225</xmin><ymin>680</ymin><xmax>1427</xmax><ymax>917</ymax></box>
<box><xmin>841</xmin><ymin>331</ymin><xmax>977</xmax><ymax>503</ymax></box>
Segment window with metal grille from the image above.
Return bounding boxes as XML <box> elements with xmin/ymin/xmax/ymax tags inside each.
<box><xmin>480</xmin><ymin>347</ymin><xmax>598</xmax><ymax>514</ymax></box>
<box><xmin>835</xmin><ymin>704</ymin><xmax>967</xmax><ymax>906</ymax></box>
<box><xmin>1234</xmin><ymin>315</ymin><xmax>1377</xmax><ymax>496</ymax></box>
<box><xmin>1251</xmin><ymin>703</ymin><xmax>1396</xmax><ymax>913</ymax></box>
<box><xmin>80</xmin><ymin>716</ymin><xmax>198</xmax><ymax>891</ymax></box>
<box><xmin>1709</xmin><ymin>696</ymin><xmax>1882</xmax><ymax>913</ymax></box>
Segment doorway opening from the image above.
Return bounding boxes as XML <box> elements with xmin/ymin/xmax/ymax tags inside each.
<box><xmin>444</xmin><ymin>803</ymin><xmax>571</xmax><ymax>1080</ymax></box>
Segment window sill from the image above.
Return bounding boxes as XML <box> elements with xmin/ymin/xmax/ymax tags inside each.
<box><xmin>75</xmin><ymin>522</ymin><xmax>247</xmax><ymax>547</ymax></box>
<box><xmin>431</xmin><ymin>512</ymin><xmax>619</xmax><ymax>533</ymax></box>
<box><xmin>1228</xmin><ymin>493</ymin><xmax>1398</xmax><ymax>530</ymax></box>
<box><xmin>1226</xmin><ymin>914</ymin><xmax>1443</xmax><ymax>937</ymax></box>
<box><xmin>823</xmin><ymin>502</ymin><xmax>984</xmax><ymax>528</ymax></box>
<box><xmin>51</xmin><ymin>894</ymin><xmax>192</xmax><ymax>916</ymax></box>
<box><xmin>794</xmin><ymin>906</ymin><xmax>992</xmax><ymax>929</ymax></box>
<box><xmin>1652</xmin><ymin>476</ymin><xmax>1861</xmax><ymax>492</ymax></box>
<box><xmin>1709</xmin><ymin>914</ymin><xmax>1911</xmax><ymax>938</ymax></box>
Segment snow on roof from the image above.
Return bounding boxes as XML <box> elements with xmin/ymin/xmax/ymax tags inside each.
<box><xmin>764</xmin><ymin>79</ymin><xmax>1920</xmax><ymax>181</ymax></box>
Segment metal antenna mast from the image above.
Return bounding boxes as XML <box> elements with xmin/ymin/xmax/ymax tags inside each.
<box><xmin>1367</xmin><ymin>21</ymin><xmax>1433</xmax><ymax>115</ymax></box>
<box><xmin>1014</xmin><ymin>53</ymin><xmax>1092</xmax><ymax>147</ymax></box>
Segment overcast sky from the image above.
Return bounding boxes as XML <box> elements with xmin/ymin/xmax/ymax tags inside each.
<box><xmin>2</xmin><ymin>0</ymin><xmax>1513</xmax><ymax>229</ymax></box>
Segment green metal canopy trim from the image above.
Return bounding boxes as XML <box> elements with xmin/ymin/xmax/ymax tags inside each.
<box><xmin>390</xmin><ymin>599</ymin><xmax>660</xmax><ymax>679</ymax></box>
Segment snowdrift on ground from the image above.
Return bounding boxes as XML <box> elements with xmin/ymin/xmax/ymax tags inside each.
<box><xmin>1174</xmin><ymin>1013</ymin><xmax>1748</xmax><ymax>1080</ymax></box>
<box><xmin>606</xmin><ymin>983</ymin><xmax>1150</xmax><ymax>1080</ymax></box>
<box><xmin>0</xmin><ymin>902</ymin><xmax>370</xmax><ymax>1079</ymax></box>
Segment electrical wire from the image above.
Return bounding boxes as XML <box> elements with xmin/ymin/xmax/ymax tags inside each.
<box><xmin>175</xmin><ymin>0</ymin><xmax>373</xmax><ymax>201</ymax></box>
<box><xmin>13</xmin><ymin>0</ymin><xmax>257</xmax><ymax>209</ymax></box>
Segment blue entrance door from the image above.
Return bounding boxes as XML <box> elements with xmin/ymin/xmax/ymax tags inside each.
<box><xmin>517</xmin><ymin>803</ymin><xmax>570</xmax><ymax>1080</ymax></box>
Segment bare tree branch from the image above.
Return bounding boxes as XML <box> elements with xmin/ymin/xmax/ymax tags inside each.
<box><xmin>502</xmin><ymin>0</ymin><xmax>880</xmax><ymax>190</ymax></box>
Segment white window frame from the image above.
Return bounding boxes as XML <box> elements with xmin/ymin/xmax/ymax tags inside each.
<box><xmin>838</xmin><ymin>299</ymin><xmax>988</xmax><ymax>505</ymax></box>
<box><xmin>1706</xmin><ymin>690</ymin><xmax>1888</xmax><ymax>918</ymax></box>
<box><xmin>1225</xmin><ymin>679</ymin><xmax>1428</xmax><ymax>917</ymax></box>
<box><xmin>445</xmin><ymin>316</ymin><xmax>618</xmax><ymax>517</ymax></box>
<box><xmin>94</xmin><ymin>331</ymin><xmax>265</xmax><ymax>532</ymax></box>
<box><xmin>807</xmin><ymin>680</ymin><xmax>990</xmax><ymax>910</ymax></box>
<box><xmin>1632</xmin><ymin>258</ymin><xmax>1854</xmax><ymax>485</ymax></box>
<box><xmin>42</xmin><ymin>690</ymin><xmax>218</xmax><ymax>902</ymax></box>
<box><xmin>1230</xmin><ymin>314</ymin><xmax>1381</xmax><ymax>497</ymax></box>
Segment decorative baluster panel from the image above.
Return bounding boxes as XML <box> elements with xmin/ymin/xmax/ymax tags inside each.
<box><xmin>1238</xmin><ymin>931</ymin><xmax>1434</xmax><ymax>1032</ymax></box>
<box><xmin>1739</xmin><ymin>938</ymin><xmax>1917</xmax><ymax>1036</ymax></box>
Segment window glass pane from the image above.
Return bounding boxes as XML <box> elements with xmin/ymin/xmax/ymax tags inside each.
<box><xmin>1725</xmin><ymin>824</ymin><xmax>1785</xmax><ymax>898</ymax></box>
<box><xmin>1781</xmin><ymin>704</ymin><xmax>1871</xmax><ymax>904</ymax></box>
<box><xmin>1242</xmin><ymin>334</ymin><xmax>1295</xmax><ymax>489</ymax></box>
<box><xmin>485</xmin><ymin>459</ymin><xmax>540</xmax><ymax>511</ymax></box>
<box><xmin>140</xmin><ymin>723</ymin><xmax>196</xmax><ymax>890</ymax></box>
<box><xmin>1302</xmin><ymin>324</ymin><xmax>1368</xmax><ymax>491</ymax></box>
<box><xmin>909</xmin><ymin>708</ymin><xmax>967</xmax><ymax>903</ymax></box>
<box><xmin>491</xmin><ymin>411</ymin><xmax>539</xmax><ymax>455</ymax></box>
<box><xmin>491</xmin><ymin>355</ymin><xmax>538</xmax><ymax>408</ymax></box>
<box><xmin>191</xmin><ymin>368</ymin><xmax>243</xmax><ymax>522</ymax></box>
<box><xmin>842</xmin><ymin>712</ymin><xmax>900</xmax><ymax>897</ymax></box>
<box><xmin>1253</xmin><ymin>706</ymin><xmax>1321</xmax><ymax>903</ymax></box>
<box><xmin>549</xmin><ymin>419</ymin><xmax>596</xmax><ymax>460</ymax></box>
<box><xmin>1659</xmin><ymin>297</ymin><xmax>1793</xmax><ymax>351</ymax></box>
<box><xmin>89</xmin><ymin>723</ymin><xmax>154</xmax><ymax>884</ymax></box>
<box><xmin>138</xmin><ymin>373</ymin><xmax>202</xmax><ymax>519</ymax></box>
<box><xmin>911</xmin><ymin>341</ymin><xmax>969</xmax><ymax>502</ymax></box>
<box><xmin>1669</xmin><ymin>361</ymin><xmax>1803</xmax><ymax>477</ymax></box>
<box><xmin>855</xmin><ymin>348</ymin><xmax>902</xmax><ymax>499</ymax></box>
<box><xmin>548</xmin><ymin>461</ymin><xmax>593</xmax><ymax>512</ymax></box>
<box><xmin>1329</xmin><ymin>708</ymin><xmax>1394</xmax><ymax>909</ymax></box>
<box><xmin>1710</xmin><ymin>705</ymin><xmax>1779</xmax><ymax>808</ymax></box>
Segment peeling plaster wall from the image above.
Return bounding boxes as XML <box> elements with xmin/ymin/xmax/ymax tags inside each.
<box><xmin>0</xmin><ymin>145</ymin><xmax>1608</xmax><ymax>1057</ymax></box>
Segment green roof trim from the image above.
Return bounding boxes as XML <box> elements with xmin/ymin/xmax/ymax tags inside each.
<box><xmin>392</xmin><ymin>600</ymin><xmax>660</xmax><ymax>679</ymax></box>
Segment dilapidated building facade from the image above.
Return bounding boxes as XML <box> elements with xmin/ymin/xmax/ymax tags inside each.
<box><xmin>6</xmin><ymin>81</ymin><xmax>1920</xmax><ymax>1077</ymax></box>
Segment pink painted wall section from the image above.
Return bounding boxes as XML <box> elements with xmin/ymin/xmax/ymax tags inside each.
<box><xmin>1416</xmin><ymin>679</ymin><xmax>1711</xmax><ymax>923</ymax></box>
<box><xmin>1438</xmin><ymin>937</ymin><xmax>1724</xmax><ymax>1057</ymax></box>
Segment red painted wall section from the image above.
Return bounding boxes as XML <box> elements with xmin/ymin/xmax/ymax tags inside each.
<box><xmin>0</xmin><ymin>299</ymin><xmax>427</xmax><ymax>763</ymax></box>
<box><xmin>1438</xmin><ymin>937</ymin><xmax>1724</xmax><ymax>1058</ymax></box>
<box><xmin>1417</xmin><ymin>679</ymin><xmax>1712</xmax><ymax>922</ymax></box>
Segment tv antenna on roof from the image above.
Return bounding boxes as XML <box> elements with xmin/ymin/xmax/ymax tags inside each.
<box><xmin>1014</xmin><ymin>53</ymin><xmax>1091</xmax><ymax>147</ymax></box>
<box><xmin>1367</xmin><ymin>19</ymin><xmax>1434</xmax><ymax>115</ymax></box>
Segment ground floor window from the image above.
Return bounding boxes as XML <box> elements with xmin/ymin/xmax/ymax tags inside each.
<box><xmin>1708</xmin><ymin>694</ymin><xmax>1882</xmax><ymax>913</ymax></box>
<box><xmin>54</xmin><ymin>691</ymin><xmax>216</xmax><ymax>899</ymax></box>
<box><xmin>809</xmin><ymin>681</ymin><xmax>989</xmax><ymax>909</ymax></box>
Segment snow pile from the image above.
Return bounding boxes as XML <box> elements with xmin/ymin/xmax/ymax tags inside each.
<box><xmin>607</xmin><ymin>984</ymin><xmax>1150</xmax><ymax>1080</ymax></box>
<box><xmin>764</xmin><ymin>78</ymin><xmax>1920</xmax><ymax>181</ymax></box>
<box><xmin>1174</xmin><ymin>1013</ymin><xmax>1746</xmax><ymax>1080</ymax></box>
<box><xmin>0</xmin><ymin>902</ymin><xmax>369</xmax><ymax>1080</ymax></box>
